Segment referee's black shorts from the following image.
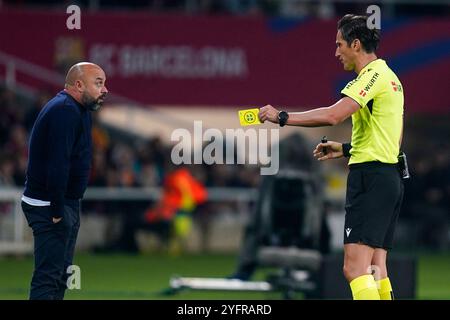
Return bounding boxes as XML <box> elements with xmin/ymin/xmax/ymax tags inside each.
<box><xmin>344</xmin><ymin>161</ymin><xmax>404</xmax><ymax>250</ymax></box>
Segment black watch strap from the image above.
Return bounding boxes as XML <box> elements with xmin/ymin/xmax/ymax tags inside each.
<box><xmin>278</xmin><ymin>111</ymin><xmax>289</xmax><ymax>127</ymax></box>
<box><xmin>342</xmin><ymin>142</ymin><xmax>352</xmax><ymax>157</ymax></box>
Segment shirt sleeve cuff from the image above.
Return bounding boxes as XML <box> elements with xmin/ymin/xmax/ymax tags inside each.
<box><xmin>341</xmin><ymin>93</ymin><xmax>364</xmax><ymax>108</ymax></box>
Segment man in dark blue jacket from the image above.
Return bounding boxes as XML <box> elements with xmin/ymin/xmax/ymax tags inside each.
<box><xmin>21</xmin><ymin>62</ymin><xmax>108</xmax><ymax>300</ymax></box>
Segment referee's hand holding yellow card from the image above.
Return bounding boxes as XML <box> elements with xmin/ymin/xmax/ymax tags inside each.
<box><xmin>238</xmin><ymin>108</ymin><xmax>262</xmax><ymax>126</ymax></box>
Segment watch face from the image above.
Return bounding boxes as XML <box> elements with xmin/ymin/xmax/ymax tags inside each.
<box><xmin>278</xmin><ymin>111</ymin><xmax>288</xmax><ymax>126</ymax></box>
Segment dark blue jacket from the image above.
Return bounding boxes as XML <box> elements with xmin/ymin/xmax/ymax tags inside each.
<box><xmin>24</xmin><ymin>91</ymin><xmax>92</xmax><ymax>217</ymax></box>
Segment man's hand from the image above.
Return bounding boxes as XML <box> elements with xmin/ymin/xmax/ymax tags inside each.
<box><xmin>52</xmin><ymin>217</ymin><xmax>62</xmax><ymax>224</ymax></box>
<box><xmin>258</xmin><ymin>105</ymin><xmax>279</xmax><ymax>123</ymax></box>
<box><xmin>313</xmin><ymin>141</ymin><xmax>344</xmax><ymax>161</ymax></box>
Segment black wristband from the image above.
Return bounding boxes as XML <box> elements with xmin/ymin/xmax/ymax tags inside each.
<box><xmin>278</xmin><ymin>111</ymin><xmax>289</xmax><ymax>127</ymax></box>
<box><xmin>342</xmin><ymin>142</ymin><xmax>352</xmax><ymax>157</ymax></box>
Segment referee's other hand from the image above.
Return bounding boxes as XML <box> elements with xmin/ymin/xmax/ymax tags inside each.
<box><xmin>258</xmin><ymin>105</ymin><xmax>279</xmax><ymax>123</ymax></box>
<box><xmin>313</xmin><ymin>141</ymin><xmax>343</xmax><ymax>161</ymax></box>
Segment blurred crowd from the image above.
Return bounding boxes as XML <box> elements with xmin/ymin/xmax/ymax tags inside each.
<box><xmin>0</xmin><ymin>86</ymin><xmax>262</xmax><ymax>192</ymax></box>
<box><xmin>401</xmin><ymin>132</ymin><xmax>450</xmax><ymax>251</ymax></box>
<box><xmin>2</xmin><ymin>0</ymin><xmax>449</xmax><ymax>18</ymax></box>
<box><xmin>0</xmin><ymin>85</ymin><xmax>261</xmax><ymax>251</ymax></box>
<box><xmin>0</xmin><ymin>85</ymin><xmax>449</xmax><ymax>251</ymax></box>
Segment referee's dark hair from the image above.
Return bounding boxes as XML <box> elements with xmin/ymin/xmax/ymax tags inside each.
<box><xmin>338</xmin><ymin>14</ymin><xmax>381</xmax><ymax>53</ymax></box>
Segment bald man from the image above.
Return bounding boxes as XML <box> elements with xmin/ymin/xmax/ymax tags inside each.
<box><xmin>21</xmin><ymin>62</ymin><xmax>108</xmax><ymax>300</ymax></box>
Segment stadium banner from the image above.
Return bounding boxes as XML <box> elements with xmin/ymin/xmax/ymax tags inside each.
<box><xmin>0</xmin><ymin>9</ymin><xmax>449</xmax><ymax>113</ymax></box>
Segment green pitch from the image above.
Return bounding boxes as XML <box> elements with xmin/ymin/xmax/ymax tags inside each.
<box><xmin>0</xmin><ymin>252</ymin><xmax>449</xmax><ymax>300</ymax></box>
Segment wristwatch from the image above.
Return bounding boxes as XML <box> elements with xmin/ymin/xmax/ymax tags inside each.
<box><xmin>278</xmin><ymin>111</ymin><xmax>289</xmax><ymax>127</ymax></box>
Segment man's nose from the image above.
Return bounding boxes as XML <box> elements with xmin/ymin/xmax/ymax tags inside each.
<box><xmin>335</xmin><ymin>48</ymin><xmax>340</xmax><ymax>57</ymax></box>
<box><xmin>102</xmin><ymin>86</ymin><xmax>108</xmax><ymax>94</ymax></box>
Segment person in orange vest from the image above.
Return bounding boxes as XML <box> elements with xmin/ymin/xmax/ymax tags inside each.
<box><xmin>144</xmin><ymin>167</ymin><xmax>208</xmax><ymax>253</ymax></box>
<box><xmin>96</xmin><ymin>166</ymin><xmax>207</xmax><ymax>254</ymax></box>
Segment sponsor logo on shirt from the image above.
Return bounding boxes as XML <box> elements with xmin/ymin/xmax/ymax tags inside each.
<box><xmin>363</xmin><ymin>72</ymin><xmax>379</xmax><ymax>92</ymax></box>
<box><xmin>391</xmin><ymin>81</ymin><xmax>402</xmax><ymax>92</ymax></box>
<box><xmin>357</xmin><ymin>72</ymin><xmax>380</xmax><ymax>97</ymax></box>
<box><xmin>346</xmin><ymin>72</ymin><xmax>380</xmax><ymax>95</ymax></box>
<box><xmin>345</xmin><ymin>79</ymin><xmax>358</xmax><ymax>90</ymax></box>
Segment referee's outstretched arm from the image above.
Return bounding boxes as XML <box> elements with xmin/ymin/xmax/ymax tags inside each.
<box><xmin>258</xmin><ymin>96</ymin><xmax>360</xmax><ymax>128</ymax></box>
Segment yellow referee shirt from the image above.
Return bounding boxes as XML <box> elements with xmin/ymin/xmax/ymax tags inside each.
<box><xmin>341</xmin><ymin>59</ymin><xmax>404</xmax><ymax>165</ymax></box>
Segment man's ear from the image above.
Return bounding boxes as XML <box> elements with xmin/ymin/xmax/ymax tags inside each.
<box><xmin>352</xmin><ymin>39</ymin><xmax>361</xmax><ymax>51</ymax></box>
<box><xmin>75</xmin><ymin>79</ymin><xmax>84</xmax><ymax>92</ymax></box>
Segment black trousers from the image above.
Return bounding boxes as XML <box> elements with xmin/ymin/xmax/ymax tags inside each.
<box><xmin>22</xmin><ymin>199</ymin><xmax>80</xmax><ymax>300</ymax></box>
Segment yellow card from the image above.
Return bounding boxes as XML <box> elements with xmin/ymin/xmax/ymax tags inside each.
<box><xmin>238</xmin><ymin>108</ymin><xmax>261</xmax><ymax>126</ymax></box>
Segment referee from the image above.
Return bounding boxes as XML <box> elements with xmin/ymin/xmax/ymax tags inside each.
<box><xmin>21</xmin><ymin>62</ymin><xmax>108</xmax><ymax>299</ymax></box>
<box><xmin>259</xmin><ymin>14</ymin><xmax>404</xmax><ymax>300</ymax></box>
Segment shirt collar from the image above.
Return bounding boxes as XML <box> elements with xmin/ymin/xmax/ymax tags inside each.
<box><xmin>359</xmin><ymin>58</ymin><xmax>384</xmax><ymax>75</ymax></box>
<box><xmin>60</xmin><ymin>90</ymin><xmax>87</xmax><ymax>112</ymax></box>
